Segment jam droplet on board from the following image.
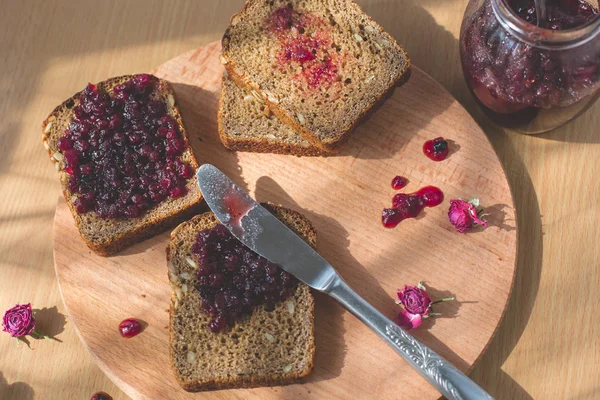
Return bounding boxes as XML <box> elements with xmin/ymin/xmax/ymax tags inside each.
<box><xmin>119</xmin><ymin>318</ymin><xmax>142</xmax><ymax>338</ymax></box>
<box><xmin>391</xmin><ymin>176</ymin><xmax>408</xmax><ymax>190</ymax></box>
<box><xmin>382</xmin><ymin>186</ymin><xmax>444</xmax><ymax>228</ymax></box>
<box><xmin>423</xmin><ymin>137</ymin><xmax>449</xmax><ymax>162</ymax></box>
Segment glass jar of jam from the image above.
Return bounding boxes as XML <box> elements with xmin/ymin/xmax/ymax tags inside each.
<box><xmin>460</xmin><ymin>0</ymin><xmax>599</xmax><ymax>133</ymax></box>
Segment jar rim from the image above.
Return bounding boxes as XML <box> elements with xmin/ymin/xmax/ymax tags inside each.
<box><xmin>492</xmin><ymin>0</ymin><xmax>600</xmax><ymax>49</ymax></box>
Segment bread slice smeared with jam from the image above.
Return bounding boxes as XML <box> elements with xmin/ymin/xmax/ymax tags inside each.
<box><xmin>42</xmin><ymin>74</ymin><xmax>203</xmax><ymax>256</ymax></box>
<box><xmin>167</xmin><ymin>203</ymin><xmax>315</xmax><ymax>391</ymax></box>
<box><xmin>218</xmin><ymin>74</ymin><xmax>330</xmax><ymax>156</ymax></box>
<box><xmin>221</xmin><ymin>0</ymin><xmax>411</xmax><ymax>152</ymax></box>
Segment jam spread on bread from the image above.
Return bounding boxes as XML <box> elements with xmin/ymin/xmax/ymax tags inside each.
<box><xmin>192</xmin><ymin>224</ymin><xmax>298</xmax><ymax>332</ymax></box>
<box><xmin>59</xmin><ymin>74</ymin><xmax>193</xmax><ymax>219</ymax></box>
<box><xmin>267</xmin><ymin>6</ymin><xmax>341</xmax><ymax>90</ymax></box>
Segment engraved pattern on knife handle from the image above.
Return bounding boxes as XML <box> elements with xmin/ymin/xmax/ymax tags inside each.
<box><xmin>385</xmin><ymin>324</ymin><xmax>464</xmax><ymax>400</ymax></box>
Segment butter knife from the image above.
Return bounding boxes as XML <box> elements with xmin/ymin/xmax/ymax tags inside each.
<box><xmin>196</xmin><ymin>164</ymin><xmax>494</xmax><ymax>400</ymax></box>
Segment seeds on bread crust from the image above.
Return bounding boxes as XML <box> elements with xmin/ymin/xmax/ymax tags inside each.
<box><xmin>166</xmin><ymin>93</ymin><xmax>175</xmax><ymax>108</ymax></box>
<box><xmin>44</xmin><ymin>121</ymin><xmax>53</xmax><ymax>133</ymax></box>
<box><xmin>264</xmin><ymin>333</ymin><xmax>276</xmax><ymax>343</ymax></box>
<box><xmin>264</xmin><ymin>90</ymin><xmax>278</xmax><ymax>104</ymax></box>
<box><xmin>263</xmin><ymin>106</ymin><xmax>272</xmax><ymax>117</ymax></box>
<box><xmin>251</xmin><ymin>89</ymin><xmax>264</xmax><ymax>103</ymax></box>
<box><xmin>185</xmin><ymin>256</ymin><xmax>199</xmax><ymax>269</ymax></box>
<box><xmin>187</xmin><ymin>351</ymin><xmax>196</xmax><ymax>363</ymax></box>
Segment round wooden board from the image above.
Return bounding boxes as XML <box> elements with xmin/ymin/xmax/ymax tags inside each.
<box><xmin>54</xmin><ymin>41</ymin><xmax>517</xmax><ymax>400</ymax></box>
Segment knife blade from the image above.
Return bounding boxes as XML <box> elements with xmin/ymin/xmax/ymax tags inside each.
<box><xmin>196</xmin><ymin>164</ymin><xmax>494</xmax><ymax>400</ymax></box>
<box><xmin>196</xmin><ymin>164</ymin><xmax>337</xmax><ymax>290</ymax></box>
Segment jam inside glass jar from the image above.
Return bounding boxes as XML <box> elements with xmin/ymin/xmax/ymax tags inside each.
<box><xmin>460</xmin><ymin>0</ymin><xmax>600</xmax><ymax>133</ymax></box>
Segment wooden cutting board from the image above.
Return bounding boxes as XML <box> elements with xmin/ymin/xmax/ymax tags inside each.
<box><xmin>54</xmin><ymin>41</ymin><xmax>517</xmax><ymax>400</ymax></box>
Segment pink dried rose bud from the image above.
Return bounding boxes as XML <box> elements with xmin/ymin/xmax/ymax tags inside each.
<box><xmin>396</xmin><ymin>284</ymin><xmax>432</xmax><ymax>329</ymax></box>
<box><xmin>2</xmin><ymin>303</ymin><xmax>36</xmax><ymax>337</ymax></box>
<box><xmin>448</xmin><ymin>198</ymin><xmax>488</xmax><ymax>233</ymax></box>
<box><xmin>396</xmin><ymin>282</ymin><xmax>454</xmax><ymax>329</ymax></box>
<box><xmin>2</xmin><ymin>303</ymin><xmax>58</xmax><ymax>342</ymax></box>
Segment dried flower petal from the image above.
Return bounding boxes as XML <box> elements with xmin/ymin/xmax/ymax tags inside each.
<box><xmin>397</xmin><ymin>309</ymin><xmax>424</xmax><ymax>329</ymax></box>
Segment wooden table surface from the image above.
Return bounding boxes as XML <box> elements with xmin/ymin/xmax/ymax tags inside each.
<box><xmin>0</xmin><ymin>1</ymin><xmax>597</xmax><ymax>399</ymax></box>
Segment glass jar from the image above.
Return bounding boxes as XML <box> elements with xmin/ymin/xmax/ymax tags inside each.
<box><xmin>460</xmin><ymin>0</ymin><xmax>600</xmax><ymax>133</ymax></box>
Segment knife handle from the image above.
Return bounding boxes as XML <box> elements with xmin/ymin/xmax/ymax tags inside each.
<box><xmin>325</xmin><ymin>275</ymin><xmax>494</xmax><ymax>400</ymax></box>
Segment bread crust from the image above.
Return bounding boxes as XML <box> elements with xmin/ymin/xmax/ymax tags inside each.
<box><xmin>167</xmin><ymin>204</ymin><xmax>316</xmax><ymax>391</ymax></box>
<box><xmin>42</xmin><ymin>75</ymin><xmax>204</xmax><ymax>256</ymax></box>
<box><xmin>221</xmin><ymin>0</ymin><xmax>412</xmax><ymax>152</ymax></box>
<box><xmin>216</xmin><ymin>82</ymin><xmax>333</xmax><ymax>157</ymax></box>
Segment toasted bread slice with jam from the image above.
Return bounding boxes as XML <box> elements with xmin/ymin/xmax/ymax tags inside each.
<box><xmin>167</xmin><ymin>204</ymin><xmax>315</xmax><ymax>391</ymax></box>
<box><xmin>221</xmin><ymin>0</ymin><xmax>411</xmax><ymax>152</ymax></box>
<box><xmin>42</xmin><ymin>74</ymin><xmax>203</xmax><ymax>256</ymax></box>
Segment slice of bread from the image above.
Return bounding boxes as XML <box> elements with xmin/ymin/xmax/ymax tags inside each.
<box><xmin>42</xmin><ymin>75</ymin><xmax>204</xmax><ymax>256</ymax></box>
<box><xmin>218</xmin><ymin>74</ymin><xmax>330</xmax><ymax>156</ymax></box>
<box><xmin>221</xmin><ymin>0</ymin><xmax>411</xmax><ymax>152</ymax></box>
<box><xmin>167</xmin><ymin>203</ymin><xmax>315</xmax><ymax>391</ymax></box>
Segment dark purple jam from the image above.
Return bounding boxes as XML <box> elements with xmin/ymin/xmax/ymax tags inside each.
<box><xmin>60</xmin><ymin>74</ymin><xmax>193</xmax><ymax>219</ymax></box>
<box><xmin>460</xmin><ymin>0</ymin><xmax>599</xmax><ymax>124</ymax></box>
<box><xmin>509</xmin><ymin>0</ymin><xmax>597</xmax><ymax>29</ymax></box>
<box><xmin>191</xmin><ymin>224</ymin><xmax>298</xmax><ymax>333</ymax></box>
<box><xmin>382</xmin><ymin>186</ymin><xmax>444</xmax><ymax>228</ymax></box>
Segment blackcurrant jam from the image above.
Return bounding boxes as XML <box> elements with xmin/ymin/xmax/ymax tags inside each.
<box><xmin>191</xmin><ymin>224</ymin><xmax>298</xmax><ymax>332</ymax></box>
<box><xmin>59</xmin><ymin>75</ymin><xmax>193</xmax><ymax>219</ymax></box>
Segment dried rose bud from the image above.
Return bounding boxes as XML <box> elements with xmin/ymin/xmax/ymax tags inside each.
<box><xmin>2</xmin><ymin>303</ymin><xmax>36</xmax><ymax>337</ymax></box>
<box><xmin>396</xmin><ymin>284</ymin><xmax>432</xmax><ymax>329</ymax></box>
<box><xmin>395</xmin><ymin>282</ymin><xmax>455</xmax><ymax>329</ymax></box>
<box><xmin>448</xmin><ymin>198</ymin><xmax>487</xmax><ymax>233</ymax></box>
